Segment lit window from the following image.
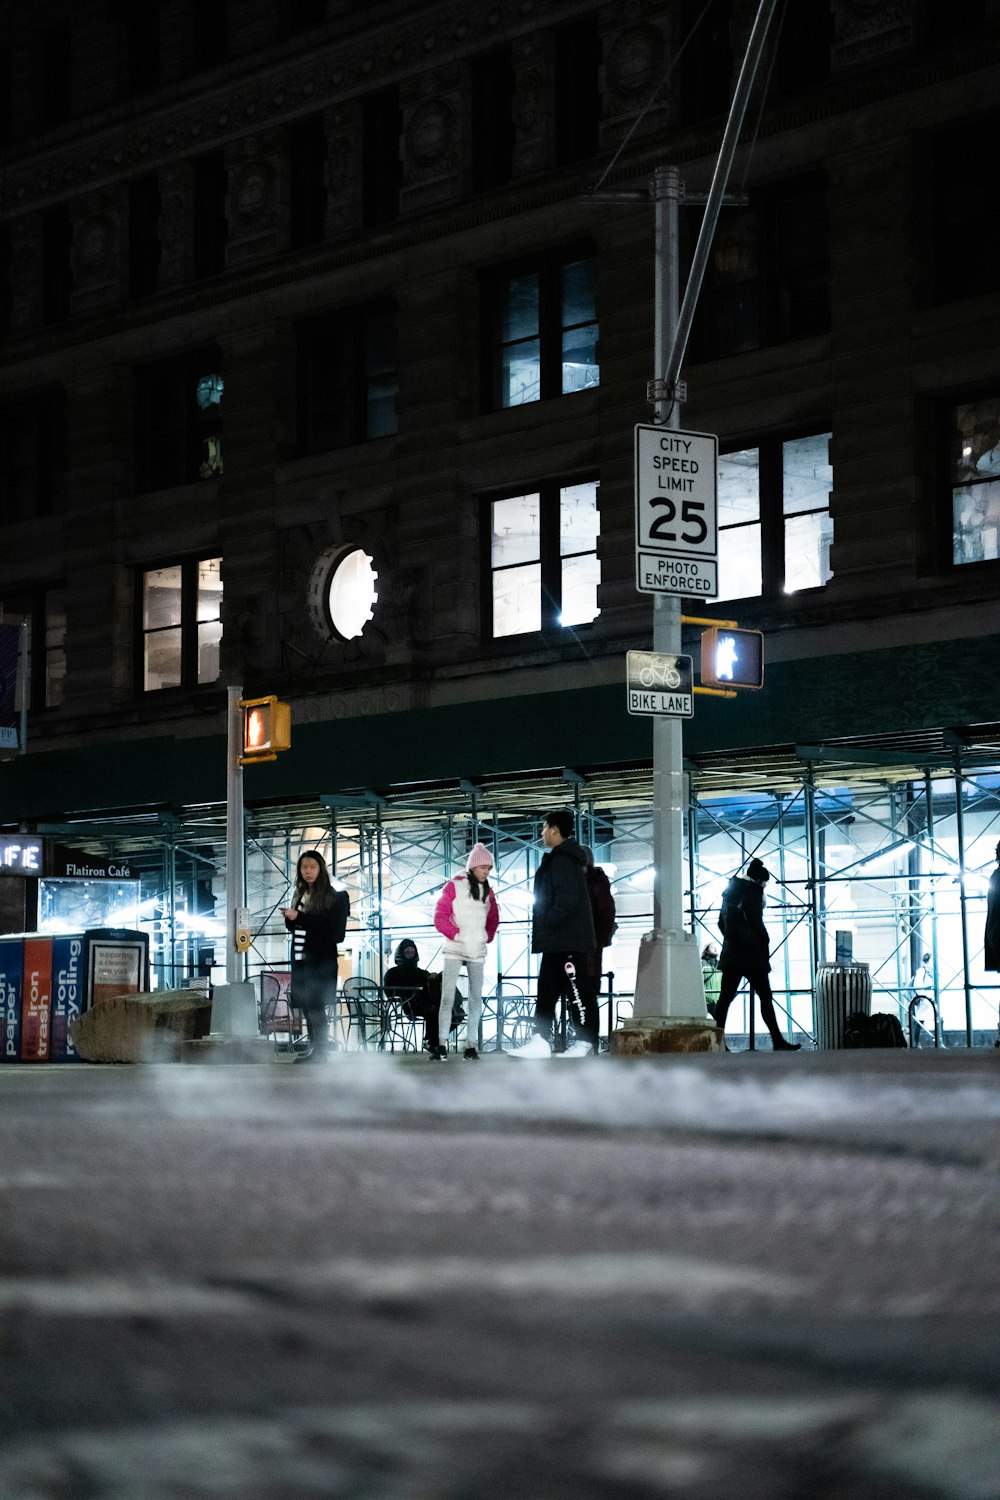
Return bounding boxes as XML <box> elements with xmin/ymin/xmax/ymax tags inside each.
<box><xmin>950</xmin><ymin>395</ymin><xmax>1000</xmax><ymax>566</ymax></box>
<box><xmin>140</xmin><ymin>556</ymin><xmax>222</xmax><ymax>692</ymax></box>
<box><xmin>716</xmin><ymin>432</ymin><xmax>832</xmax><ymax>601</ymax></box>
<box><xmin>486</xmin><ymin>251</ymin><xmax>599</xmax><ymax>410</ymax></box>
<box><xmin>487</xmin><ymin>479</ymin><xmax>600</xmax><ymax>637</ymax></box>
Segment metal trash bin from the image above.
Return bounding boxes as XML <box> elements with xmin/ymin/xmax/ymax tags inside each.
<box><xmin>815</xmin><ymin>962</ymin><xmax>872</xmax><ymax>1049</ymax></box>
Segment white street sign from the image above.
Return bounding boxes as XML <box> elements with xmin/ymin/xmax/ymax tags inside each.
<box><xmin>626</xmin><ymin>650</ymin><xmax>694</xmax><ymax>718</ymax></box>
<box><xmin>635</xmin><ymin>424</ymin><xmax>718</xmax><ymax>597</ymax></box>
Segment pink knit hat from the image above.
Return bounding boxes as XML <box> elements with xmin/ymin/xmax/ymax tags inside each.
<box><xmin>466</xmin><ymin>842</ymin><xmax>493</xmax><ymax>871</ymax></box>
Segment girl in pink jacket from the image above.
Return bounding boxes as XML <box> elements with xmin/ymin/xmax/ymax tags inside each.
<box><xmin>432</xmin><ymin>842</ymin><xmax>500</xmax><ymax>1060</ymax></box>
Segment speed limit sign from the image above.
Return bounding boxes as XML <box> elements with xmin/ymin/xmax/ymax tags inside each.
<box><xmin>634</xmin><ymin>424</ymin><xmax>718</xmax><ymax>597</ymax></box>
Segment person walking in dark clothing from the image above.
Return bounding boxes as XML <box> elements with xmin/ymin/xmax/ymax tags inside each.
<box><xmin>985</xmin><ymin>842</ymin><xmax>1000</xmax><ymax>973</ymax></box>
<box><xmin>580</xmin><ymin>845</ymin><xmax>616</xmax><ymax>1049</ymax></box>
<box><xmin>513</xmin><ymin>810</ymin><xmax>597</xmax><ymax>1058</ymax></box>
<box><xmin>715</xmin><ymin>857</ymin><xmax>800</xmax><ymax>1051</ymax></box>
<box><xmin>383</xmin><ymin>939</ymin><xmax>440</xmax><ymax>1052</ymax></box>
<box><xmin>283</xmin><ymin>849</ymin><xmax>349</xmax><ymax>1063</ymax></box>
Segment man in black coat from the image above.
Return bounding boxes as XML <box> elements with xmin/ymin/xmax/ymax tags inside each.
<box><xmin>514</xmin><ymin>810</ymin><xmax>597</xmax><ymax>1058</ymax></box>
<box><xmin>716</xmin><ymin>857</ymin><xmax>800</xmax><ymax>1051</ymax></box>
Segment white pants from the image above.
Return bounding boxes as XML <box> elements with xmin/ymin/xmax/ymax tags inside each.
<box><xmin>439</xmin><ymin>954</ymin><xmax>484</xmax><ymax>1051</ymax></box>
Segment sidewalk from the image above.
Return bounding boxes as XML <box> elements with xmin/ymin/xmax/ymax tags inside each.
<box><xmin>9</xmin><ymin>1046</ymin><xmax>1000</xmax><ymax>1170</ymax></box>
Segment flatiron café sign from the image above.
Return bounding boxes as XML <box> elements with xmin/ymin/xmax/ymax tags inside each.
<box><xmin>49</xmin><ymin>846</ymin><xmax>134</xmax><ymax>880</ymax></box>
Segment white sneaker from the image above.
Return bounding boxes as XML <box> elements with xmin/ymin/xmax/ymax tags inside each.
<box><xmin>510</xmin><ymin>1033</ymin><xmax>552</xmax><ymax>1059</ymax></box>
<box><xmin>555</xmin><ymin>1040</ymin><xmax>595</xmax><ymax>1059</ymax></box>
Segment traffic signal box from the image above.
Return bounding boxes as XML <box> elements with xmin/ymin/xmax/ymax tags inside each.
<box><xmin>700</xmin><ymin>626</ymin><xmax>764</xmax><ymax>690</ymax></box>
<box><xmin>239</xmin><ymin>696</ymin><xmax>292</xmax><ymax>764</ymax></box>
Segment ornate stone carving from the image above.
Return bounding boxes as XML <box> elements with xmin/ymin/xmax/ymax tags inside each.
<box><xmin>832</xmin><ymin>0</ymin><xmax>916</xmax><ymax>71</ymax></box>
<box><xmin>6</xmin><ymin>215</ymin><xmax>42</xmax><ymax>334</ymax></box>
<box><xmin>401</xmin><ymin>69</ymin><xmax>462</xmax><ymax>210</ymax></box>
<box><xmin>3</xmin><ymin>1</ymin><xmax>597</xmax><ymax>221</ymax></box>
<box><xmin>225</xmin><ymin>132</ymin><xmax>284</xmax><ymax>266</ymax></box>
<box><xmin>512</xmin><ymin>31</ymin><xmax>554</xmax><ymax>176</ymax></box>
<box><xmin>600</xmin><ymin>17</ymin><xmax>673</xmax><ymax>144</ymax></box>
<box><xmin>71</xmin><ymin>190</ymin><xmax>124</xmax><ymax>315</ymax></box>
<box><xmin>157</xmin><ymin>161</ymin><xmax>195</xmax><ymax>288</ymax></box>
<box><xmin>323</xmin><ymin>103</ymin><xmax>364</xmax><ymax>238</ymax></box>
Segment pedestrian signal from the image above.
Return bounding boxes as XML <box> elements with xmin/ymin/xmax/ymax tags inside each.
<box><xmin>240</xmin><ymin>695</ymin><xmax>292</xmax><ymax>763</ymax></box>
<box><xmin>700</xmin><ymin>627</ymin><xmax>764</xmax><ymax>690</ymax></box>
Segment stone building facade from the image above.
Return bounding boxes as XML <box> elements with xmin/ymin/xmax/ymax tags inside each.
<box><xmin>1</xmin><ymin>0</ymin><xmax>1000</xmax><ymax>830</ymax></box>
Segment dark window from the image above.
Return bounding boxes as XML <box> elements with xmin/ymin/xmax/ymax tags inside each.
<box><xmin>0</xmin><ymin>391</ymin><xmax>67</xmax><ymax>524</ymax></box>
<box><xmin>929</xmin><ymin>114</ymin><xmax>1000</xmax><ymax>305</ymax></box>
<box><xmin>483</xmin><ymin>477</ymin><xmax>600</xmax><ymax>638</ymax></box>
<box><xmin>134</xmin><ymin>350</ymin><xmax>224</xmax><ymax>492</ymax></box>
<box><xmin>0</xmin><ymin>227</ymin><xmax>11</xmax><ymax>339</ymax></box>
<box><xmin>297</xmin><ymin>304</ymin><xmax>399</xmax><ymax>453</ymax></box>
<box><xmin>948</xmin><ymin>393</ymin><xmax>1000</xmax><ymax>567</ymax></box>
<box><xmin>192</xmin><ymin>151</ymin><xmax>228</xmax><ymax>280</ymax></box>
<box><xmin>192</xmin><ymin>0</ymin><xmax>227</xmax><ymax>70</ymax></box>
<box><xmin>0</xmin><ymin>588</ymin><xmax>66</xmax><ymax>710</ymax></box>
<box><xmin>362</xmin><ymin>87</ymin><xmax>401</xmax><ymax>228</ymax></box>
<box><xmin>690</xmin><ymin>174</ymin><xmax>829</xmax><ymax>361</ymax></box>
<box><xmin>128</xmin><ymin>174</ymin><xmax>161</xmax><ymax>298</ymax></box>
<box><xmin>288</xmin><ymin>115</ymin><xmax>328</xmax><ymax>250</ymax></box>
<box><xmin>716</xmin><ymin>430</ymin><xmax>833</xmax><ymax>601</ymax></box>
<box><xmin>39</xmin><ymin>25</ymin><xmax>72</xmax><ymax>127</ymax></box>
<box><xmin>771</xmin><ymin>1</ymin><xmax>831</xmax><ymax>98</ymax></box>
<box><xmin>927</xmin><ymin>0</ymin><xmax>986</xmax><ymax>39</ymax></box>
<box><xmin>681</xmin><ymin>0</ymin><xmax>733</xmax><ymax>126</ymax></box>
<box><xmin>138</xmin><ymin>557</ymin><xmax>222</xmax><ymax>692</ymax></box>
<box><xmin>471</xmin><ymin>47</ymin><xmax>515</xmax><ymax>192</ymax></box>
<box><xmin>114</xmin><ymin>0</ymin><xmax>161</xmax><ymax>94</ymax></box>
<box><xmin>554</xmin><ymin>16</ymin><xmax>601</xmax><ymax>167</ymax></box>
<box><xmin>288</xmin><ymin>0</ymin><xmax>327</xmax><ymax>34</ymax></box>
<box><xmin>41</xmin><ymin>205</ymin><xmax>73</xmax><ymax>325</ymax></box>
<box><xmin>483</xmin><ymin>248</ymin><xmax>599</xmax><ymax>411</ymax></box>
<box><xmin>0</xmin><ymin>47</ymin><xmax>12</xmax><ymax>144</ymax></box>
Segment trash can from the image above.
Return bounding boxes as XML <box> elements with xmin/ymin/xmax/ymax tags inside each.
<box><xmin>814</xmin><ymin>962</ymin><xmax>872</xmax><ymax>1049</ymax></box>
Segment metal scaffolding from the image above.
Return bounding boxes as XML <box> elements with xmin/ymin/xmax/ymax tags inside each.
<box><xmin>29</xmin><ymin>732</ymin><xmax>1000</xmax><ymax>1048</ymax></box>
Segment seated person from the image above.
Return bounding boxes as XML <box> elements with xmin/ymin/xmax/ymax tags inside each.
<box><xmin>383</xmin><ymin>940</ymin><xmax>439</xmax><ymax>1051</ymax></box>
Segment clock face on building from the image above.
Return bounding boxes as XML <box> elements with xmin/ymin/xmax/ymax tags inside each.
<box><xmin>307</xmin><ymin>545</ymin><xmax>379</xmax><ymax>642</ymax></box>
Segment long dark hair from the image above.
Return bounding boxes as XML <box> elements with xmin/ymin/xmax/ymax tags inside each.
<box><xmin>467</xmin><ymin>872</ymin><xmax>489</xmax><ymax>902</ymax></box>
<box><xmin>293</xmin><ymin>849</ymin><xmax>334</xmax><ymax>911</ymax></box>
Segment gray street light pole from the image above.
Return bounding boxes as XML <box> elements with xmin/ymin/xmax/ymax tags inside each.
<box><xmin>629</xmin><ymin>164</ymin><xmax>708</xmax><ymax>1032</ymax></box>
<box><xmin>623</xmin><ymin>0</ymin><xmax>780</xmax><ymax>1045</ymax></box>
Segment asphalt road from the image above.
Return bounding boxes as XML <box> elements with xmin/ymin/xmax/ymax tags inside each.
<box><xmin>1</xmin><ymin>1051</ymin><xmax>998</xmax><ymax>1499</ymax></box>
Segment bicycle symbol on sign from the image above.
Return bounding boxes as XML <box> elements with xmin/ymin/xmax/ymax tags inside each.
<box><xmin>638</xmin><ymin>660</ymin><xmax>682</xmax><ymax>690</ymax></box>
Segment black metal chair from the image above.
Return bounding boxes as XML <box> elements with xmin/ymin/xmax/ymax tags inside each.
<box><xmin>482</xmin><ymin>982</ymin><xmax>533</xmax><ymax>1052</ymax></box>
<box><xmin>380</xmin><ymin>984</ymin><xmax>426</xmax><ymax>1052</ymax></box>
<box><xmin>341</xmin><ymin>977</ymin><xmax>384</xmax><ymax>1050</ymax></box>
<box><xmin>259</xmin><ymin>970</ymin><xmax>307</xmax><ymax>1056</ymax></box>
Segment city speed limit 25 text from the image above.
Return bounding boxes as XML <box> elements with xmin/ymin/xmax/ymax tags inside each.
<box><xmin>648</xmin><ymin>436</ymin><xmax>708</xmax><ymax>545</ymax></box>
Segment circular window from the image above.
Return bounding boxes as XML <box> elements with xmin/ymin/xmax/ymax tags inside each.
<box><xmin>307</xmin><ymin>545</ymin><xmax>379</xmax><ymax>642</ymax></box>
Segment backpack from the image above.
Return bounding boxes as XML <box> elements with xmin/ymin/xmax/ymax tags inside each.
<box><xmin>844</xmin><ymin>1011</ymin><xmax>908</xmax><ymax>1049</ymax></box>
<box><xmin>332</xmin><ymin>889</ymin><xmax>350</xmax><ymax>945</ymax></box>
<box><xmin>586</xmin><ymin>866</ymin><xmax>617</xmax><ymax>947</ymax></box>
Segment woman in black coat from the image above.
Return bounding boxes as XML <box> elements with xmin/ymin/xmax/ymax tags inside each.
<box><xmin>282</xmin><ymin>849</ymin><xmax>349</xmax><ymax>1063</ymax></box>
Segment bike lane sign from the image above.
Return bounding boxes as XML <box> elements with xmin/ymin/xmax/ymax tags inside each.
<box><xmin>626</xmin><ymin>650</ymin><xmax>694</xmax><ymax>718</ymax></box>
<box><xmin>635</xmin><ymin>424</ymin><xmax>718</xmax><ymax>597</ymax></box>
